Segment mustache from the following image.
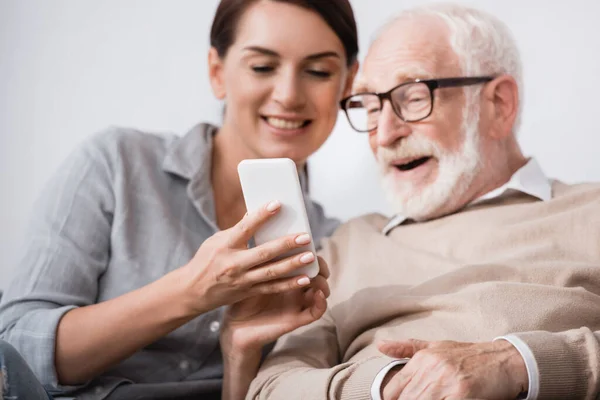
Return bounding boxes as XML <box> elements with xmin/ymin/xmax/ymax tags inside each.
<box><xmin>377</xmin><ymin>135</ymin><xmax>443</xmax><ymax>164</ymax></box>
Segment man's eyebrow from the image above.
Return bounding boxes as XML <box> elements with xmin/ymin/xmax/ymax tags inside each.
<box><xmin>350</xmin><ymin>68</ymin><xmax>436</xmax><ymax>94</ymax></box>
<box><xmin>243</xmin><ymin>46</ymin><xmax>341</xmax><ymax>61</ymax></box>
<box><xmin>352</xmin><ymin>81</ymin><xmax>369</xmax><ymax>93</ymax></box>
<box><xmin>393</xmin><ymin>68</ymin><xmax>435</xmax><ymax>83</ymax></box>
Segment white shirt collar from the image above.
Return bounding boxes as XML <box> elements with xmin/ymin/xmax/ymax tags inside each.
<box><xmin>382</xmin><ymin>158</ymin><xmax>552</xmax><ymax>235</ymax></box>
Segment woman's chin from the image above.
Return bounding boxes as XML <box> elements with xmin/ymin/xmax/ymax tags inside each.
<box><xmin>265</xmin><ymin>150</ymin><xmax>306</xmax><ymax>164</ymax></box>
<box><xmin>254</xmin><ymin>141</ymin><xmax>313</xmax><ymax>163</ymax></box>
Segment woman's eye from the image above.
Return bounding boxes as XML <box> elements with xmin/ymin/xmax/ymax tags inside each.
<box><xmin>307</xmin><ymin>70</ymin><xmax>332</xmax><ymax>78</ymax></box>
<box><xmin>251</xmin><ymin>65</ymin><xmax>274</xmax><ymax>74</ymax></box>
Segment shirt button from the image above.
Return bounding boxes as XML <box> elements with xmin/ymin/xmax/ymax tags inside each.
<box><xmin>179</xmin><ymin>360</ymin><xmax>190</xmax><ymax>370</ymax></box>
<box><xmin>210</xmin><ymin>321</ymin><xmax>221</xmax><ymax>333</ymax></box>
<box><xmin>95</xmin><ymin>386</ymin><xmax>103</xmax><ymax>395</ymax></box>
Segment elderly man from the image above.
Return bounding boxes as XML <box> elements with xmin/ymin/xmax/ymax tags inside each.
<box><xmin>248</xmin><ymin>4</ymin><xmax>600</xmax><ymax>400</ymax></box>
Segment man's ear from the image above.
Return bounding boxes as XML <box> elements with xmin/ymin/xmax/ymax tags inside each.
<box><xmin>342</xmin><ymin>61</ymin><xmax>360</xmax><ymax>99</ymax></box>
<box><xmin>482</xmin><ymin>74</ymin><xmax>519</xmax><ymax>139</ymax></box>
<box><xmin>208</xmin><ymin>47</ymin><xmax>226</xmax><ymax>100</ymax></box>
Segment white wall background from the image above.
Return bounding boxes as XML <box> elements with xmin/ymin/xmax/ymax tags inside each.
<box><xmin>1</xmin><ymin>0</ymin><xmax>599</xmax><ymax>288</ymax></box>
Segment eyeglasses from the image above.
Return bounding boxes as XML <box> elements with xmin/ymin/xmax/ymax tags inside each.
<box><xmin>340</xmin><ymin>76</ymin><xmax>495</xmax><ymax>133</ymax></box>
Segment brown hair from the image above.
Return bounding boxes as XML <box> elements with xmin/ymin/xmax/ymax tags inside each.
<box><xmin>210</xmin><ymin>0</ymin><xmax>359</xmax><ymax>66</ymax></box>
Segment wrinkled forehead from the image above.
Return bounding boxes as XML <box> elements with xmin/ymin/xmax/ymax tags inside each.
<box><xmin>356</xmin><ymin>16</ymin><xmax>462</xmax><ymax>93</ymax></box>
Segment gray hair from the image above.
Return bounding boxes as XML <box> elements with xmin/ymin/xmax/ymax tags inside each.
<box><xmin>376</xmin><ymin>3</ymin><xmax>524</xmax><ymax>133</ymax></box>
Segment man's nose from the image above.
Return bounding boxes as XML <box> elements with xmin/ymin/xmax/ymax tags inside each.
<box><xmin>271</xmin><ymin>71</ymin><xmax>306</xmax><ymax>110</ymax></box>
<box><xmin>376</xmin><ymin>101</ymin><xmax>412</xmax><ymax>147</ymax></box>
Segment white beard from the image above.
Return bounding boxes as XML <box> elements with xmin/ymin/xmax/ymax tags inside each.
<box><xmin>379</xmin><ymin>102</ymin><xmax>482</xmax><ymax>221</ymax></box>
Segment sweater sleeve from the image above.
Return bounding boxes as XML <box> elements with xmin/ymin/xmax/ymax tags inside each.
<box><xmin>247</xmin><ymin>309</ymin><xmax>394</xmax><ymax>400</ymax></box>
<box><xmin>511</xmin><ymin>327</ymin><xmax>600</xmax><ymax>399</ymax></box>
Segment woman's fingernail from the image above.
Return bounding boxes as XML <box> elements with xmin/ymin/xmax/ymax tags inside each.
<box><xmin>297</xmin><ymin>277</ymin><xmax>310</xmax><ymax>286</ymax></box>
<box><xmin>295</xmin><ymin>234</ymin><xmax>311</xmax><ymax>245</ymax></box>
<box><xmin>317</xmin><ymin>290</ymin><xmax>325</xmax><ymax>299</ymax></box>
<box><xmin>300</xmin><ymin>252</ymin><xmax>315</xmax><ymax>264</ymax></box>
<box><xmin>266</xmin><ymin>200</ymin><xmax>281</xmax><ymax>212</ymax></box>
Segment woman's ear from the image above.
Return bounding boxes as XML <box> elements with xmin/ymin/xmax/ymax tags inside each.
<box><xmin>208</xmin><ymin>47</ymin><xmax>226</xmax><ymax>100</ymax></box>
<box><xmin>482</xmin><ymin>74</ymin><xmax>519</xmax><ymax>139</ymax></box>
<box><xmin>342</xmin><ymin>61</ymin><xmax>360</xmax><ymax>99</ymax></box>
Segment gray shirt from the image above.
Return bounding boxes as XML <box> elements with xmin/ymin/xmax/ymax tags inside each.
<box><xmin>0</xmin><ymin>123</ymin><xmax>339</xmax><ymax>399</ymax></box>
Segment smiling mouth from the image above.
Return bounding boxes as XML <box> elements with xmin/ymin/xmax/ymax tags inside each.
<box><xmin>394</xmin><ymin>156</ymin><xmax>432</xmax><ymax>171</ymax></box>
<box><xmin>263</xmin><ymin>116</ymin><xmax>312</xmax><ymax>130</ymax></box>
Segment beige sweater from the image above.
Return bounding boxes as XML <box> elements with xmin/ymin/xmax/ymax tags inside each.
<box><xmin>248</xmin><ymin>181</ymin><xmax>600</xmax><ymax>400</ymax></box>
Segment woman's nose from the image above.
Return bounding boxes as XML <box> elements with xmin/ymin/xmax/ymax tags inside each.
<box><xmin>271</xmin><ymin>72</ymin><xmax>307</xmax><ymax>110</ymax></box>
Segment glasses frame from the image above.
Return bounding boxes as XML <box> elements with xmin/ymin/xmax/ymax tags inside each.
<box><xmin>340</xmin><ymin>76</ymin><xmax>495</xmax><ymax>133</ymax></box>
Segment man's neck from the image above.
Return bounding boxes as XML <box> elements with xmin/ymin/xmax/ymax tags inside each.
<box><xmin>472</xmin><ymin>157</ymin><xmax>527</xmax><ymax>202</ymax></box>
<box><xmin>462</xmin><ymin>140</ymin><xmax>528</xmax><ymax>209</ymax></box>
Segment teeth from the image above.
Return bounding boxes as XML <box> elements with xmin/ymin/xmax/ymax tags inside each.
<box><xmin>266</xmin><ymin>117</ymin><xmax>305</xmax><ymax>130</ymax></box>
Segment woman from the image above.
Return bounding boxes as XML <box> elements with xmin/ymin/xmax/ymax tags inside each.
<box><xmin>0</xmin><ymin>0</ymin><xmax>359</xmax><ymax>399</ymax></box>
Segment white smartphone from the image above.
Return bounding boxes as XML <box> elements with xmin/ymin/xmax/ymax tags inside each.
<box><xmin>238</xmin><ymin>158</ymin><xmax>319</xmax><ymax>279</ymax></box>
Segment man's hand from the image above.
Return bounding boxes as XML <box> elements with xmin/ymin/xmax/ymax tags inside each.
<box><xmin>378</xmin><ymin>339</ymin><xmax>528</xmax><ymax>400</ymax></box>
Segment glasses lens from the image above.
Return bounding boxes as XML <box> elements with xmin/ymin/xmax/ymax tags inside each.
<box><xmin>391</xmin><ymin>82</ymin><xmax>432</xmax><ymax>122</ymax></box>
<box><xmin>343</xmin><ymin>94</ymin><xmax>380</xmax><ymax>132</ymax></box>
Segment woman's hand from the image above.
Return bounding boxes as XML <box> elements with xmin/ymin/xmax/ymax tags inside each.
<box><xmin>219</xmin><ymin>256</ymin><xmax>330</xmax><ymax>400</ymax></box>
<box><xmin>220</xmin><ymin>255</ymin><xmax>330</xmax><ymax>356</ymax></box>
<box><xmin>181</xmin><ymin>200</ymin><xmax>318</xmax><ymax>316</ymax></box>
